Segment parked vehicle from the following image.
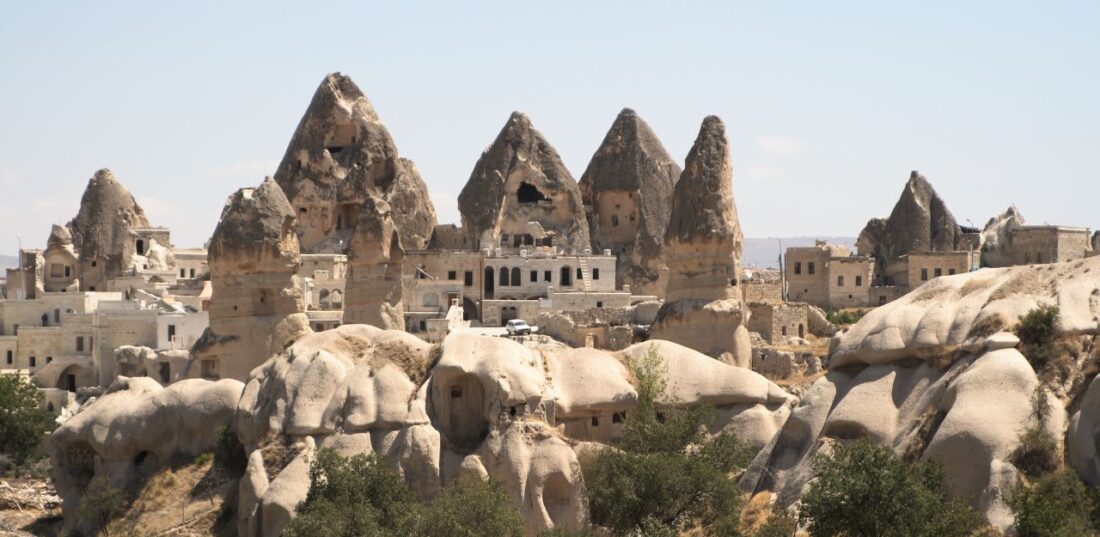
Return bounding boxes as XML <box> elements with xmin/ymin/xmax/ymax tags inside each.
<box><xmin>505</xmin><ymin>319</ymin><xmax>532</xmax><ymax>336</ymax></box>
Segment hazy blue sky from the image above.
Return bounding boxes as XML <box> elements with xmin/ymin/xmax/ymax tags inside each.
<box><xmin>1</xmin><ymin>2</ymin><xmax>1097</xmax><ymax>253</ymax></box>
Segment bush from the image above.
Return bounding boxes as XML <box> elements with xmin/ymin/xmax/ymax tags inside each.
<box><xmin>283</xmin><ymin>449</ymin><xmax>420</xmax><ymax>537</ymax></box>
<box><xmin>799</xmin><ymin>439</ymin><xmax>984</xmax><ymax>537</ymax></box>
<box><xmin>583</xmin><ymin>347</ymin><xmax>752</xmax><ymax>536</ymax></box>
<box><xmin>0</xmin><ymin>374</ymin><xmax>54</xmax><ymax>464</ymax></box>
<box><xmin>1009</xmin><ymin>470</ymin><xmax>1096</xmax><ymax>537</ymax></box>
<box><xmin>751</xmin><ymin>509</ymin><xmax>797</xmax><ymax>537</ymax></box>
<box><xmin>1012</xmin><ymin>425</ymin><xmax>1059</xmax><ymax>478</ymax></box>
<box><xmin>1017</xmin><ymin>305</ymin><xmax>1062</xmax><ymax>373</ymax></box>
<box><xmin>284</xmin><ymin>449</ymin><xmax>524</xmax><ymax>537</ymax></box>
<box><xmin>420</xmin><ymin>474</ymin><xmax>524</xmax><ymax>537</ymax></box>
<box><xmin>825</xmin><ymin>309</ymin><xmax>865</xmax><ymax>326</ymax></box>
<box><xmin>78</xmin><ymin>476</ymin><xmax>129</xmax><ymax>536</ymax></box>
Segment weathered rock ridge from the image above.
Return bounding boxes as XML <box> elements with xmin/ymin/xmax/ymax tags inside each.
<box><xmin>579</xmin><ymin>108</ymin><xmax>680</xmax><ymax>294</ymax></box>
<box><xmin>980</xmin><ymin>206</ymin><xmax>1026</xmax><ymax>268</ymax></box>
<box><xmin>343</xmin><ymin>196</ymin><xmax>405</xmax><ymax>329</ymax></box>
<box><xmin>458</xmin><ymin>112</ymin><xmax>590</xmax><ymax>253</ymax></box>
<box><xmin>274</xmin><ymin>73</ymin><xmax>436</xmax><ymax>253</ymax></box>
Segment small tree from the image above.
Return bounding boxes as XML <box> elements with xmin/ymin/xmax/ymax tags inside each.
<box><xmin>78</xmin><ymin>476</ymin><xmax>128</xmax><ymax>536</ymax></box>
<box><xmin>799</xmin><ymin>439</ymin><xmax>984</xmax><ymax>537</ymax></box>
<box><xmin>1016</xmin><ymin>305</ymin><xmax>1062</xmax><ymax>374</ymax></box>
<box><xmin>1009</xmin><ymin>470</ymin><xmax>1097</xmax><ymax>537</ymax></box>
<box><xmin>583</xmin><ymin>346</ymin><xmax>753</xmax><ymax>536</ymax></box>
<box><xmin>0</xmin><ymin>374</ymin><xmax>53</xmax><ymax>464</ymax></box>
<box><xmin>419</xmin><ymin>474</ymin><xmax>524</xmax><ymax>537</ymax></box>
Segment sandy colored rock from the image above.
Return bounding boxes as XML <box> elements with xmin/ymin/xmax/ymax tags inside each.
<box><xmin>980</xmin><ymin>206</ymin><xmax>1025</xmax><ymax>268</ymax></box>
<box><xmin>50</xmin><ymin>376</ymin><xmax>243</xmax><ymax>535</ymax></box>
<box><xmin>274</xmin><ymin>73</ymin><xmax>436</xmax><ymax>253</ymax></box>
<box><xmin>191</xmin><ymin>177</ymin><xmax>311</xmax><ymax>382</ymax></box>
<box><xmin>650</xmin><ymin>116</ymin><xmax>751</xmax><ymax>366</ymax></box>
<box><xmin>67</xmin><ymin>168</ymin><xmax>152</xmax><ymax>291</ymax></box>
<box><xmin>857</xmin><ymin>171</ymin><xmax>963</xmax><ymax>276</ymax></box>
<box><xmin>458</xmin><ymin>112</ymin><xmax>590</xmax><ymax>253</ymax></box>
<box><xmin>579</xmin><ymin>108</ymin><xmax>680</xmax><ymax>294</ymax></box>
<box><xmin>343</xmin><ymin>196</ymin><xmax>405</xmax><ymax>329</ymax></box>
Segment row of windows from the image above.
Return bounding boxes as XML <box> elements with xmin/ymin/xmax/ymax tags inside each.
<box><xmin>920</xmin><ymin>267</ymin><xmax>957</xmax><ymax>281</ymax></box>
<box><xmin>178</xmin><ymin>268</ymin><xmax>198</xmax><ymax>278</ymax></box>
<box><xmin>793</xmin><ymin>262</ymin><xmax>816</xmax><ymax>275</ymax></box>
<box><xmin>494</xmin><ymin>266</ymin><xmax>599</xmax><ymax>287</ymax></box>
<box><xmin>835</xmin><ymin>275</ymin><xmax>864</xmax><ymax>287</ymax></box>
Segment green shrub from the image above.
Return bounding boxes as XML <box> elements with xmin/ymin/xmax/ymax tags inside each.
<box><xmin>751</xmin><ymin>509</ymin><xmax>798</xmax><ymax>537</ymax></box>
<box><xmin>1012</xmin><ymin>426</ymin><xmax>1059</xmax><ymax>478</ymax></box>
<box><xmin>419</xmin><ymin>474</ymin><xmax>524</xmax><ymax>537</ymax></box>
<box><xmin>799</xmin><ymin>439</ymin><xmax>984</xmax><ymax>537</ymax></box>
<box><xmin>825</xmin><ymin>309</ymin><xmax>865</xmax><ymax>326</ymax></box>
<box><xmin>1017</xmin><ymin>305</ymin><xmax>1062</xmax><ymax>373</ymax></box>
<box><xmin>582</xmin><ymin>347</ymin><xmax>752</xmax><ymax>536</ymax></box>
<box><xmin>78</xmin><ymin>476</ymin><xmax>129</xmax><ymax>536</ymax></box>
<box><xmin>1009</xmin><ymin>470</ymin><xmax>1096</xmax><ymax>537</ymax></box>
<box><xmin>0</xmin><ymin>374</ymin><xmax>54</xmax><ymax>464</ymax></box>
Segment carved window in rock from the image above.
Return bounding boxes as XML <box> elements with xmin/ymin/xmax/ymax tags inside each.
<box><xmin>517</xmin><ymin>182</ymin><xmax>548</xmax><ymax>204</ymax></box>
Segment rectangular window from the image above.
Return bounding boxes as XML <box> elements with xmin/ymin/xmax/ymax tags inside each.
<box><xmin>447</xmin><ymin>270</ymin><xmax>457</xmax><ymax>280</ymax></box>
<box><xmin>921</xmin><ymin>268</ymin><xmax>929</xmax><ymax>281</ymax></box>
<box><xmin>808</xmin><ymin>262</ymin><xmax>816</xmax><ymax>275</ymax></box>
<box><xmin>54</xmin><ymin>309</ymin><xmax>61</xmax><ymax>323</ymax></box>
<box><xmin>168</xmin><ymin>324</ymin><xmax>176</xmax><ymax>341</ymax></box>
<box><xmin>530</xmin><ymin>270</ymin><xmax>537</xmax><ymax>282</ymax></box>
<box><xmin>544</xmin><ymin>270</ymin><xmax>552</xmax><ymax>282</ymax></box>
<box><xmin>5</xmin><ymin>351</ymin><xmax>11</xmax><ymax>365</ymax></box>
<box><xmin>464</xmin><ymin>271</ymin><xmax>474</xmax><ymax>286</ymax></box>
<box><xmin>949</xmin><ymin>269</ymin><xmax>956</xmax><ymax>275</ymax></box>
<box><xmin>180</xmin><ymin>269</ymin><xmax>187</xmax><ymax>277</ymax></box>
<box><xmin>596</xmin><ymin>301</ymin><xmax>603</xmax><ymax>308</ymax></box>
<box><xmin>837</xmin><ymin>276</ymin><xmax>844</xmax><ymax>287</ymax></box>
<box><xmin>576</xmin><ymin>268</ymin><xmax>583</xmax><ymax>280</ymax></box>
<box><xmin>29</xmin><ymin>356</ymin><xmax>36</xmax><ymax>368</ymax></box>
<box><xmin>190</xmin><ymin>268</ymin><xmax>196</xmax><ymax>278</ymax></box>
<box><xmin>76</xmin><ymin>337</ymin><xmax>84</xmax><ymax>352</ymax></box>
<box><xmin>856</xmin><ymin>276</ymin><xmax>863</xmax><ymax>287</ymax></box>
<box><xmin>65</xmin><ymin>266</ymin><xmax>71</xmax><ymax>278</ymax></box>
<box><xmin>934</xmin><ymin>268</ymin><xmax>942</xmax><ymax>277</ymax></box>
<box><xmin>591</xmin><ymin>416</ymin><xmax>599</xmax><ymax>427</ymax></box>
<box><xmin>592</xmin><ymin>268</ymin><xmax>600</xmax><ymax>280</ymax></box>
<box><xmin>794</xmin><ymin>262</ymin><xmax>802</xmax><ymax>275</ymax></box>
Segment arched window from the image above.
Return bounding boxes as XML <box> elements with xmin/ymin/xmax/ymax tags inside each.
<box><xmin>499</xmin><ymin>267</ymin><xmax>509</xmax><ymax>287</ymax></box>
<box><xmin>511</xmin><ymin>267</ymin><xmax>521</xmax><ymax>287</ymax></box>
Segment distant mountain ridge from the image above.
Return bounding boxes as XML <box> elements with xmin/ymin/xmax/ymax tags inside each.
<box><xmin>742</xmin><ymin>236</ymin><xmax>857</xmax><ymax>269</ymax></box>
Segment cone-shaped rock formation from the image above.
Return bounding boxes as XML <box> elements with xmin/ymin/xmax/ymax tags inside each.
<box><xmin>343</xmin><ymin>196</ymin><xmax>405</xmax><ymax>329</ymax></box>
<box><xmin>274</xmin><ymin>73</ymin><xmax>436</xmax><ymax>253</ymax></box>
<box><xmin>579</xmin><ymin>108</ymin><xmax>680</xmax><ymax>294</ymax></box>
<box><xmin>458</xmin><ymin>112</ymin><xmax>590</xmax><ymax>253</ymax></box>
<box><xmin>68</xmin><ymin>169</ymin><xmax>151</xmax><ymax>291</ymax></box>
<box><xmin>650</xmin><ymin>116</ymin><xmax>751</xmax><ymax>366</ymax></box>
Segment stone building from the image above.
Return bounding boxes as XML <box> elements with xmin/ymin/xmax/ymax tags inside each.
<box><xmin>747</xmin><ymin>302</ymin><xmax>810</xmax><ymax>343</ymax></box>
<box><xmin>785</xmin><ymin>241</ymin><xmax>874</xmax><ymax>309</ymax></box>
<box><xmin>579</xmin><ymin>108</ymin><xmax>680</xmax><ymax>295</ymax></box>
<box><xmin>905</xmin><ymin>251</ymin><xmax>978</xmax><ymax>287</ymax></box>
<box><xmin>1009</xmin><ymin>225</ymin><xmax>1093</xmax><ymax>265</ymax></box>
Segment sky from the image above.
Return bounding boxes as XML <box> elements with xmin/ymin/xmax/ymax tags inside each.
<box><xmin>1</xmin><ymin>1</ymin><xmax>1097</xmax><ymax>253</ymax></box>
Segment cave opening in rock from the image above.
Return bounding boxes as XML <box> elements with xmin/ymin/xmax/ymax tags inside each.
<box><xmin>517</xmin><ymin>182</ymin><xmax>548</xmax><ymax>204</ymax></box>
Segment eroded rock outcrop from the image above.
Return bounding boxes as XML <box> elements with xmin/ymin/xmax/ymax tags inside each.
<box><xmin>68</xmin><ymin>169</ymin><xmax>151</xmax><ymax>291</ymax></box>
<box><xmin>980</xmin><ymin>206</ymin><xmax>1026</xmax><ymax>268</ymax></box>
<box><xmin>579</xmin><ymin>108</ymin><xmax>680</xmax><ymax>294</ymax></box>
<box><xmin>51</xmin><ymin>377</ymin><xmax>244</xmax><ymax>536</ymax></box>
<box><xmin>857</xmin><ymin>171</ymin><xmax>964</xmax><ymax>277</ymax></box>
<box><xmin>343</xmin><ymin>196</ymin><xmax>405</xmax><ymax>329</ymax></box>
<box><xmin>744</xmin><ymin>256</ymin><xmax>1100</xmax><ymax>531</ymax></box>
<box><xmin>274</xmin><ymin>73</ymin><xmax>436</xmax><ymax>253</ymax></box>
<box><xmin>458</xmin><ymin>112</ymin><xmax>590</xmax><ymax>253</ymax></box>
<box><xmin>650</xmin><ymin>116</ymin><xmax>751</xmax><ymax>366</ymax></box>
<box><xmin>191</xmin><ymin>178</ymin><xmax>311</xmax><ymax>382</ymax></box>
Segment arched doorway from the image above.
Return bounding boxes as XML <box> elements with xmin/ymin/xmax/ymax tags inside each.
<box><xmin>462</xmin><ymin>297</ymin><xmax>479</xmax><ymax>322</ymax></box>
<box><xmin>446</xmin><ymin>374</ymin><xmax>489</xmax><ymax>451</ymax></box>
<box><xmin>484</xmin><ymin>267</ymin><xmax>495</xmax><ymax>299</ymax></box>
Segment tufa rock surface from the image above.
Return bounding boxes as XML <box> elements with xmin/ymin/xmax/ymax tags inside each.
<box><xmin>67</xmin><ymin>168</ymin><xmax>151</xmax><ymax>290</ymax></box>
<box><xmin>274</xmin><ymin>73</ymin><xmax>436</xmax><ymax>254</ymax></box>
<box><xmin>579</xmin><ymin>108</ymin><xmax>680</xmax><ymax>294</ymax></box>
<box><xmin>343</xmin><ymin>196</ymin><xmax>405</xmax><ymax>329</ymax></box>
<box><xmin>856</xmin><ymin>171</ymin><xmax>963</xmax><ymax>276</ymax></box>
<box><xmin>458</xmin><ymin>112</ymin><xmax>590</xmax><ymax>253</ymax></box>
<box><xmin>980</xmin><ymin>206</ymin><xmax>1026</xmax><ymax>268</ymax></box>
<box><xmin>650</xmin><ymin>116</ymin><xmax>751</xmax><ymax>366</ymax></box>
<box><xmin>191</xmin><ymin>177</ymin><xmax>311</xmax><ymax>381</ymax></box>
